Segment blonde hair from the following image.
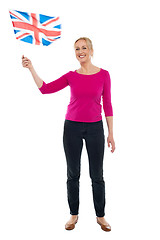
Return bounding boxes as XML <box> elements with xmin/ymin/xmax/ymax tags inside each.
<box><xmin>74</xmin><ymin>37</ymin><xmax>94</xmax><ymax>56</ymax></box>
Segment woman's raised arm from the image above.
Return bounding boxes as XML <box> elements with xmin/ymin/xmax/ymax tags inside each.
<box><xmin>22</xmin><ymin>55</ymin><xmax>69</xmax><ymax>94</ymax></box>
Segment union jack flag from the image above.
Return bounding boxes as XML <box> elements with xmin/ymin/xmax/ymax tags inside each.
<box><xmin>9</xmin><ymin>10</ymin><xmax>61</xmax><ymax>46</ymax></box>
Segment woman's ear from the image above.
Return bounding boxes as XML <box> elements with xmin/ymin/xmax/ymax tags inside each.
<box><xmin>91</xmin><ymin>49</ymin><xmax>94</xmax><ymax>57</ymax></box>
<box><xmin>91</xmin><ymin>50</ymin><xmax>93</xmax><ymax>57</ymax></box>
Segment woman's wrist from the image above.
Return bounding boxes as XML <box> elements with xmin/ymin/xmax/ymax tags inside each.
<box><xmin>108</xmin><ymin>131</ymin><xmax>113</xmax><ymax>136</ymax></box>
<box><xmin>28</xmin><ymin>65</ymin><xmax>34</xmax><ymax>71</ymax></box>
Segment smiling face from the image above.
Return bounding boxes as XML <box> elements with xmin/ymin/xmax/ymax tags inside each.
<box><xmin>74</xmin><ymin>39</ymin><xmax>93</xmax><ymax>63</ymax></box>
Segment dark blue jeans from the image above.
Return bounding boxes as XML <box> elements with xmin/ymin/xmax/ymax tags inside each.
<box><xmin>63</xmin><ymin>119</ymin><xmax>106</xmax><ymax>217</ymax></box>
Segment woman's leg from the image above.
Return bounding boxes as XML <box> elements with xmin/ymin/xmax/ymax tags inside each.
<box><xmin>84</xmin><ymin>120</ymin><xmax>105</xmax><ymax>217</ymax></box>
<box><xmin>63</xmin><ymin>120</ymin><xmax>83</xmax><ymax>215</ymax></box>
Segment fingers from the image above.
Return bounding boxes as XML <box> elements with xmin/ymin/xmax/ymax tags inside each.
<box><xmin>107</xmin><ymin>137</ymin><xmax>115</xmax><ymax>153</ymax></box>
<box><xmin>22</xmin><ymin>55</ymin><xmax>31</xmax><ymax>68</ymax></box>
<box><xmin>22</xmin><ymin>55</ymin><xmax>29</xmax><ymax>62</ymax></box>
<box><xmin>22</xmin><ymin>58</ymin><xmax>28</xmax><ymax>66</ymax></box>
<box><xmin>22</xmin><ymin>56</ymin><xmax>29</xmax><ymax>62</ymax></box>
<box><xmin>22</xmin><ymin>62</ymin><xmax>29</xmax><ymax>67</ymax></box>
<box><xmin>111</xmin><ymin>143</ymin><xmax>115</xmax><ymax>153</ymax></box>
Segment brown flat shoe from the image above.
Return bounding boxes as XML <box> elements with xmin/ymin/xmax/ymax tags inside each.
<box><xmin>97</xmin><ymin>218</ymin><xmax>111</xmax><ymax>232</ymax></box>
<box><xmin>65</xmin><ymin>216</ymin><xmax>78</xmax><ymax>230</ymax></box>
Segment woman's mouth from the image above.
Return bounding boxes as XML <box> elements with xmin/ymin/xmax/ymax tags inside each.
<box><xmin>79</xmin><ymin>55</ymin><xmax>86</xmax><ymax>59</ymax></box>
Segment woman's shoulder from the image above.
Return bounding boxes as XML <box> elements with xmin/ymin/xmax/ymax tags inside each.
<box><xmin>62</xmin><ymin>70</ymin><xmax>74</xmax><ymax>76</ymax></box>
<box><xmin>101</xmin><ymin>68</ymin><xmax>109</xmax><ymax>73</ymax></box>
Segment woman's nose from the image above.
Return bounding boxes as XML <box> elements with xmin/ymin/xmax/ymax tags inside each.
<box><xmin>79</xmin><ymin>50</ymin><xmax>83</xmax><ymax>54</ymax></box>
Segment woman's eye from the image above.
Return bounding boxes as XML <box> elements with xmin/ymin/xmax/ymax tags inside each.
<box><xmin>76</xmin><ymin>47</ymin><xmax>87</xmax><ymax>50</ymax></box>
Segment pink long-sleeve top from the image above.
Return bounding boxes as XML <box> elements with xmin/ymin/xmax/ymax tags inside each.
<box><xmin>38</xmin><ymin>68</ymin><xmax>113</xmax><ymax>122</ymax></box>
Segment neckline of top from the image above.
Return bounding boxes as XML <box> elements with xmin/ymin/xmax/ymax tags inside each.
<box><xmin>74</xmin><ymin>68</ymin><xmax>102</xmax><ymax>76</ymax></box>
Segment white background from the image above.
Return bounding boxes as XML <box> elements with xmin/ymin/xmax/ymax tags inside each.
<box><xmin>1</xmin><ymin>0</ymin><xmax>160</xmax><ymax>239</ymax></box>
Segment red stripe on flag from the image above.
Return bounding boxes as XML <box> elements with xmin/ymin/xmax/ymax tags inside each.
<box><xmin>39</xmin><ymin>28</ymin><xmax>61</xmax><ymax>37</ymax></box>
<box><xmin>9</xmin><ymin>11</ymin><xmax>23</xmax><ymax>21</ymax></box>
<box><xmin>47</xmin><ymin>38</ymin><xmax>56</xmax><ymax>42</ymax></box>
<box><xmin>42</xmin><ymin>17</ymin><xmax>60</xmax><ymax>26</ymax></box>
<box><xmin>31</xmin><ymin>13</ymin><xmax>40</xmax><ymax>45</ymax></box>
<box><xmin>16</xmin><ymin>33</ymin><xmax>30</xmax><ymax>40</ymax></box>
<box><xmin>13</xmin><ymin>22</ymin><xmax>61</xmax><ymax>37</ymax></box>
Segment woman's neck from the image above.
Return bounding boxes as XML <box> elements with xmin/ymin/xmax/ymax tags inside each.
<box><xmin>78</xmin><ymin>62</ymin><xmax>97</xmax><ymax>74</ymax></box>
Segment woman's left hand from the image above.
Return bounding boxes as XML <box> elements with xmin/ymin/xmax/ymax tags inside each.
<box><xmin>107</xmin><ymin>134</ymin><xmax>115</xmax><ymax>153</ymax></box>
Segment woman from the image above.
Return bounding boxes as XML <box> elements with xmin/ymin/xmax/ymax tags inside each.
<box><xmin>22</xmin><ymin>37</ymin><xmax>115</xmax><ymax>232</ymax></box>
